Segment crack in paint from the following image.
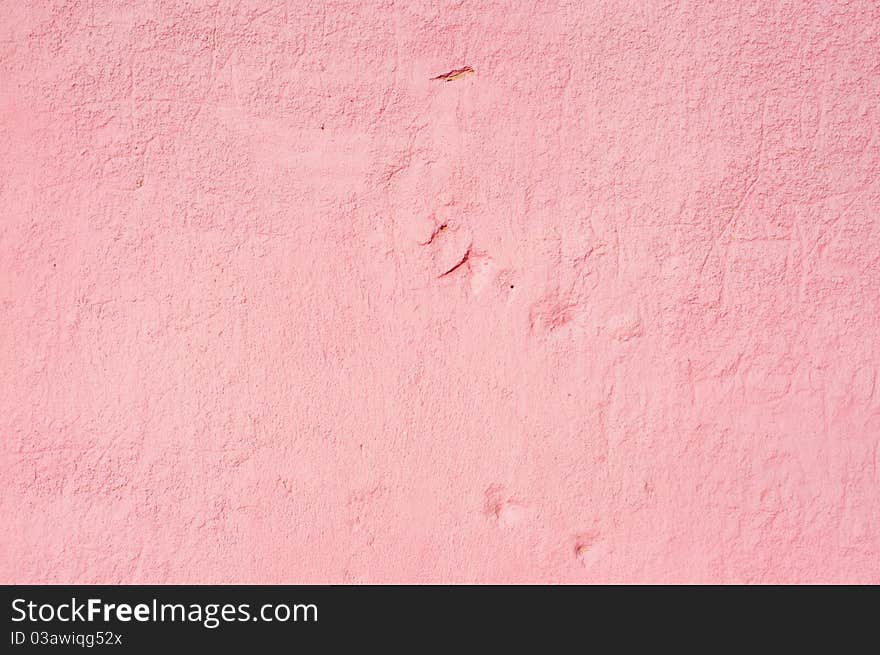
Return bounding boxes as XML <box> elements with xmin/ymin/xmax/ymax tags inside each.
<box><xmin>431</xmin><ymin>66</ymin><xmax>475</xmax><ymax>82</ymax></box>
<box><xmin>419</xmin><ymin>222</ymin><xmax>448</xmax><ymax>246</ymax></box>
<box><xmin>438</xmin><ymin>246</ymin><xmax>471</xmax><ymax>278</ymax></box>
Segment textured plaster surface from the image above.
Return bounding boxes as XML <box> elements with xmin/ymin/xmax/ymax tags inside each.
<box><xmin>1</xmin><ymin>1</ymin><xmax>879</xmax><ymax>584</ymax></box>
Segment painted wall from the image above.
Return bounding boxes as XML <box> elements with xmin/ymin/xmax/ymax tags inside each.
<box><xmin>1</xmin><ymin>1</ymin><xmax>879</xmax><ymax>583</ymax></box>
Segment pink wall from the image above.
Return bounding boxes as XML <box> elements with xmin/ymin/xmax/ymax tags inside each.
<box><xmin>2</xmin><ymin>1</ymin><xmax>879</xmax><ymax>583</ymax></box>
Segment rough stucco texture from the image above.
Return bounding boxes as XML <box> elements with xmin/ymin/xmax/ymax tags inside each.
<box><xmin>1</xmin><ymin>1</ymin><xmax>879</xmax><ymax>584</ymax></box>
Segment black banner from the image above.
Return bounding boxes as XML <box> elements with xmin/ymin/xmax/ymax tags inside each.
<box><xmin>1</xmin><ymin>585</ymin><xmax>872</xmax><ymax>651</ymax></box>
